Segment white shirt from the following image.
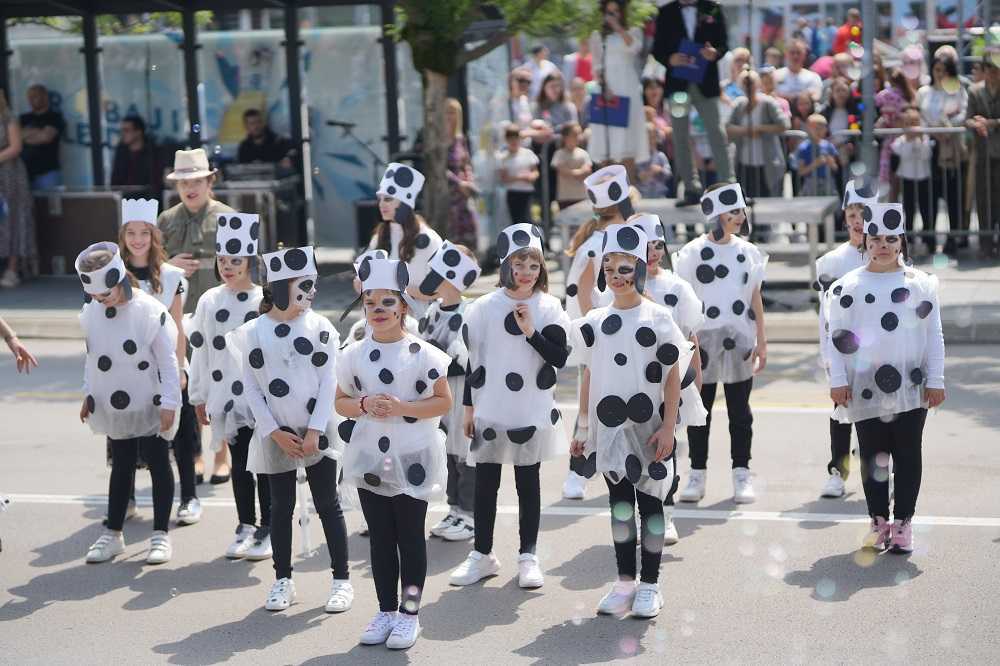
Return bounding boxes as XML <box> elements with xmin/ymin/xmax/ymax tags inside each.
<box><xmin>682</xmin><ymin>5</ymin><xmax>697</xmax><ymax>41</ymax></box>
<box><xmin>527</xmin><ymin>58</ymin><xmax>558</xmax><ymax>99</ymax></box>
<box><xmin>891</xmin><ymin>136</ymin><xmax>934</xmax><ymax>181</ymax></box>
<box><xmin>498</xmin><ymin>147</ymin><xmax>540</xmax><ymax>192</ymax></box>
<box><xmin>775</xmin><ymin>66</ymin><xmax>823</xmax><ymax>100</ymax></box>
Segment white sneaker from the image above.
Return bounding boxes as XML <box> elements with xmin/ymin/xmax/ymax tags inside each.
<box><xmin>663</xmin><ymin>510</ymin><xmax>679</xmax><ymax>546</ymax></box>
<box><xmin>449</xmin><ymin>550</ymin><xmax>501</xmax><ymax>586</ymax></box>
<box><xmin>596</xmin><ymin>580</ymin><xmax>636</xmax><ymax>615</ymax></box>
<box><xmin>125</xmin><ymin>499</ymin><xmax>137</xmax><ymax>521</ymax></box>
<box><xmin>517</xmin><ymin>553</ymin><xmax>544</xmax><ymax>589</ymax></box>
<box><xmin>732</xmin><ymin>468</ymin><xmax>756</xmax><ymax>504</ymax></box>
<box><xmin>325</xmin><ymin>579</ymin><xmax>354</xmax><ymax>613</ymax></box>
<box><xmin>225</xmin><ymin>523</ymin><xmax>256</xmax><ymax>559</ymax></box>
<box><xmin>386</xmin><ymin>613</ymin><xmax>421</xmax><ymax>650</ymax></box>
<box><xmin>176</xmin><ymin>498</ymin><xmax>202</xmax><ymax>525</ymax></box>
<box><xmin>0</xmin><ymin>269</ymin><xmax>20</xmax><ymax>289</ymax></box>
<box><xmin>359</xmin><ymin>519</ymin><xmax>369</xmax><ymax>537</ymax></box>
<box><xmin>359</xmin><ymin>611</ymin><xmax>397</xmax><ymax>645</ymax></box>
<box><xmin>440</xmin><ymin>516</ymin><xmax>475</xmax><ymax>542</ymax></box>
<box><xmin>244</xmin><ymin>527</ymin><xmax>273</xmax><ymax>561</ymax></box>
<box><xmin>430</xmin><ymin>512</ymin><xmax>457</xmax><ymax>537</ymax></box>
<box><xmin>86</xmin><ymin>530</ymin><xmax>125</xmax><ymax>563</ymax></box>
<box><xmin>562</xmin><ymin>471</ymin><xmax>587</xmax><ymax>500</ymax></box>
<box><xmin>265</xmin><ymin>577</ymin><xmax>296</xmax><ymax>611</ymax></box>
<box><xmin>821</xmin><ymin>469</ymin><xmax>846</xmax><ymax>498</ymax></box>
<box><xmin>146</xmin><ymin>531</ymin><xmax>172</xmax><ymax>564</ymax></box>
<box><xmin>631</xmin><ymin>582</ymin><xmax>663</xmax><ymax>618</ymax></box>
<box><xmin>679</xmin><ymin>470</ymin><xmax>706</xmax><ymax>502</ymax></box>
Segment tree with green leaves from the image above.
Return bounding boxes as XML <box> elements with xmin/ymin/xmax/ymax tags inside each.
<box><xmin>392</xmin><ymin>0</ymin><xmax>654</xmax><ymax>240</ymax></box>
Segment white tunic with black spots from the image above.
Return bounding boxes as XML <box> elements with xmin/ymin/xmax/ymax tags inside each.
<box><xmin>464</xmin><ymin>289</ymin><xmax>571</xmax><ymax>466</ymax></box>
<box><xmin>644</xmin><ymin>270</ymin><xmax>706</xmax><ymax>338</ymax></box>
<box><xmin>814</xmin><ymin>242</ymin><xmax>865</xmax><ymax>367</ymax></box>
<box><xmin>138</xmin><ymin>262</ymin><xmax>188</xmax><ymax>310</ymax></box>
<box><xmin>343</xmin><ymin>314</ymin><xmax>421</xmax><ymax>349</ymax></box>
<box><xmin>571</xmin><ymin>300</ymin><xmax>707</xmax><ymax>500</ymax></box>
<box><xmin>368</xmin><ymin>223</ymin><xmax>443</xmax><ymax>315</ymax></box>
<box><xmin>336</xmin><ymin>334</ymin><xmax>451</xmax><ymax>501</ymax></box>
<box><xmin>235</xmin><ymin>310</ymin><xmax>343</xmax><ymax>475</ymax></box>
<box><xmin>565</xmin><ymin>232</ymin><xmax>613</xmax><ymax>322</ymax></box>
<box><xmin>826</xmin><ymin>266</ymin><xmax>944</xmax><ymax>424</ymax></box>
<box><xmin>80</xmin><ymin>290</ymin><xmax>181</xmax><ymax>440</ymax></box>
<box><xmin>417</xmin><ymin>300</ymin><xmax>471</xmax><ymax>458</ymax></box>
<box><xmin>186</xmin><ymin>284</ymin><xmax>263</xmax><ymax>450</ymax></box>
<box><xmin>674</xmin><ymin>236</ymin><xmax>767</xmax><ymax>384</ymax></box>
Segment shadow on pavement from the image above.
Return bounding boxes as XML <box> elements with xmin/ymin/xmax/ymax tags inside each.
<box><xmin>513</xmin><ymin>615</ymin><xmax>653</xmax><ymax>664</ymax></box>
<box><xmin>418</xmin><ymin>577</ymin><xmax>542</xmax><ymax>642</ymax></box>
<box><xmin>783</xmin><ymin>550</ymin><xmax>923</xmax><ymax>602</ymax></box>
<box><xmin>780</xmin><ymin>496</ymin><xmax>869</xmax><ymax>531</ymax></box>
<box><xmin>153</xmin><ymin>605</ymin><xmax>329</xmax><ymax>665</ymax></box>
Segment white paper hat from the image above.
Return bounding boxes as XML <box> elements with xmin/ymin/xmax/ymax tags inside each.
<box><xmin>216</xmin><ymin>213</ymin><xmax>261</xmax><ymax>256</ymax></box>
<box><xmin>630</xmin><ymin>213</ymin><xmax>666</xmax><ymax>243</ymax></box>
<box><xmin>358</xmin><ymin>257</ymin><xmax>410</xmax><ymax>293</ymax></box>
<box><xmin>843</xmin><ymin>176</ymin><xmax>879</xmax><ymax>210</ymax></box>
<box><xmin>419</xmin><ymin>240</ymin><xmax>481</xmax><ymax>295</ymax></box>
<box><xmin>75</xmin><ymin>241</ymin><xmax>130</xmax><ymax>295</ymax></box>
<box><xmin>263</xmin><ymin>246</ymin><xmax>316</xmax><ymax>283</ymax></box>
<box><xmin>496</xmin><ymin>222</ymin><xmax>544</xmax><ymax>263</ymax></box>
<box><xmin>353</xmin><ymin>249</ymin><xmax>388</xmax><ymax>274</ymax></box>
<box><xmin>584</xmin><ymin>164</ymin><xmax>630</xmax><ymax>208</ymax></box>
<box><xmin>599</xmin><ymin>224</ymin><xmax>648</xmax><ymax>293</ymax></box>
<box><xmin>700</xmin><ymin>182</ymin><xmax>746</xmax><ymax>219</ymax></box>
<box><xmin>863</xmin><ymin>203</ymin><xmax>905</xmax><ymax>237</ymax></box>
<box><xmin>120</xmin><ymin>198</ymin><xmax>159</xmax><ymax>227</ymax></box>
<box><xmin>376</xmin><ymin>162</ymin><xmax>425</xmax><ymax>206</ymax></box>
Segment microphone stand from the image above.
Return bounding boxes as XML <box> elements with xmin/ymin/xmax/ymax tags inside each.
<box><xmin>328</xmin><ymin>121</ymin><xmax>386</xmax><ymax>194</ymax></box>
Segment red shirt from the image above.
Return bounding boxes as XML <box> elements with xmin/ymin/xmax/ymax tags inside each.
<box><xmin>575</xmin><ymin>54</ymin><xmax>593</xmax><ymax>82</ymax></box>
<box><xmin>832</xmin><ymin>22</ymin><xmax>861</xmax><ymax>54</ymax></box>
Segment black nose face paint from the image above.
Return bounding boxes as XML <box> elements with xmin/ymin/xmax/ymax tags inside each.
<box><xmin>298</xmin><ymin>279</ymin><xmax>314</xmax><ymax>293</ymax></box>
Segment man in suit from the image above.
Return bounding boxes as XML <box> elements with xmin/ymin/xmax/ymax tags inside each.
<box><xmin>652</xmin><ymin>0</ymin><xmax>733</xmax><ymax>206</ymax></box>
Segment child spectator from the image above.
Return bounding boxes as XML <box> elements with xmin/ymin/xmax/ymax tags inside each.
<box><xmin>891</xmin><ymin>107</ymin><xmax>936</xmax><ymax>253</ymax></box>
<box><xmin>635</xmin><ymin>122</ymin><xmax>672</xmax><ymax>199</ymax></box>
<box><xmin>550</xmin><ymin>123</ymin><xmax>592</xmax><ymax>210</ymax></box>
<box><xmin>793</xmin><ymin>114</ymin><xmax>839</xmax><ymax>195</ymax></box>
<box><xmin>498</xmin><ymin>124</ymin><xmax>540</xmax><ymax>224</ymax></box>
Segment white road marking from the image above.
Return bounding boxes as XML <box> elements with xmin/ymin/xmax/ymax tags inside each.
<box><xmin>554</xmin><ymin>401</ymin><xmax>831</xmax><ymax>414</ymax></box>
<box><xmin>6</xmin><ymin>493</ymin><xmax>1000</xmax><ymax>528</ymax></box>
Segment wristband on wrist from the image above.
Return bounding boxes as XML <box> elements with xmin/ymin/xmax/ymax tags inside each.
<box><xmin>359</xmin><ymin>395</ymin><xmax>368</xmax><ymax>414</ymax></box>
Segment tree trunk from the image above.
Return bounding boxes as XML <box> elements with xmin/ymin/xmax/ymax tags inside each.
<box><xmin>421</xmin><ymin>70</ymin><xmax>450</xmax><ymax>237</ymax></box>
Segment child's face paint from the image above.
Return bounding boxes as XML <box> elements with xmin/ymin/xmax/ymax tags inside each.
<box><xmin>603</xmin><ymin>253</ymin><xmax>638</xmax><ymax>295</ymax></box>
<box><xmin>720</xmin><ymin>209</ymin><xmax>746</xmax><ymax>234</ymax></box>
<box><xmin>510</xmin><ymin>255</ymin><xmax>541</xmax><ymax>291</ymax></box>
<box><xmin>289</xmin><ymin>274</ymin><xmax>317</xmax><ymax>314</ymax></box>
<box><xmin>646</xmin><ymin>240</ymin><xmax>665</xmax><ymax>267</ymax></box>
<box><xmin>218</xmin><ymin>255</ymin><xmax>249</xmax><ymax>283</ymax></box>
<box><xmin>364</xmin><ymin>288</ymin><xmax>405</xmax><ymax>334</ymax></box>
<box><xmin>94</xmin><ymin>284</ymin><xmax>124</xmax><ymax>307</ymax></box>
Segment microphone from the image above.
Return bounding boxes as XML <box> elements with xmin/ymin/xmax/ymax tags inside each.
<box><xmin>326</xmin><ymin>120</ymin><xmax>357</xmax><ymax>129</ymax></box>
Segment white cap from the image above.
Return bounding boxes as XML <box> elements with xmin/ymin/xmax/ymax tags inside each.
<box><xmin>601</xmin><ymin>224</ymin><xmax>648</xmax><ymax>263</ymax></box>
<box><xmin>630</xmin><ymin>213</ymin><xmax>665</xmax><ymax>243</ymax></box>
<box><xmin>358</xmin><ymin>257</ymin><xmax>409</xmax><ymax>293</ymax></box>
<box><xmin>863</xmin><ymin>203</ymin><xmax>905</xmax><ymax>237</ymax></box>
<box><xmin>496</xmin><ymin>222</ymin><xmax>544</xmax><ymax>263</ymax></box>
<box><xmin>263</xmin><ymin>246</ymin><xmax>316</xmax><ymax>282</ymax></box>
<box><xmin>216</xmin><ymin>213</ymin><xmax>261</xmax><ymax>256</ymax></box>
<box><xmin>353</xmin><ymin>249</ymin><xmax>388</xmax><ymax>274</ymax></box>
<box><xmin>376</xmin><ymin>162</ymin><xmax>425</xmax><ymax>206</ymax></box>
<box><xmin>75</xmin><ymin>241</ymin><xmax>129</xmax><ymax>295</ymax></box>
<box><xmin>700</xmin><ymin>183</ymin><xmax>746</xmax><ymax>219</ymax></box>
<box><xmin>121</xmin><ymin>198</ymin><xmax>159</xmax><ymax>227</ymax></box>
<box><xmin>422</xmin><ymin>240</ymin><xmax>481</xmax><ymax>293</ymax></box>
<box><xmin>843</xmin><ymin>176</ymin><xmax>879</xmax><ymax>210</ymax></box>
<box><xmin>584</xmin><ymin>164</ymin><xmax>630</xmax><ymax>208</ymax></box>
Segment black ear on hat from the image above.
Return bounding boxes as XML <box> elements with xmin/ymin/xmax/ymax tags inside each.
<box><xmin>272</xmin><ymin>278</ymin><xmax>291</xmax><ymax>310</ymax></box>
<box><xmin>418</xmin><ymin>270</ymin><xmax>445</xmax><ymax>296</ymax></box>
<box><xmin>396</xmin><ymin>262</ymin><xmax>410</xmax><ymax>291</ymax></box>
<box><xmin>596</xmin><ymin>265</ymin><xmax>607</xmax><ymax>292</ymax></box>
<box><xmin>499</xmin><ymin>261</ymin><xmax>515</xmax><ymax>289</ymax></box>
<box><xmin>120</xmin><ymin>278</ymin><xmax>133</xmax><ymax>302</ymax></box>
<box><xmin>634</xmin><ymin>260</ymin><xmax>647</xmax><ymax>294</ymax></box>
<box><xmin>617</xmin><ymin>198</ymin><xmax>634</xmax><ymax>220</ymax></box>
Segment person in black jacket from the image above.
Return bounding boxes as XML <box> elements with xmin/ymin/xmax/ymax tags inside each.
<box><xmin>651</xmin><ymin>0</ymin><xmax>733</xmax><ymax>206</ymax></box>
<box><xmin>110</xmin><ymin>115</ymin><xmax>164</xmax><ymax>198</ymax></box>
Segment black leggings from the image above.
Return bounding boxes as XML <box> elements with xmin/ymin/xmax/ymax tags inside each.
<box><xmin>446</xmin><ymin>454</ymin><xmax>476</xmax><ymax>514</ymax></box>
<box><xmin>228</xmin><ymin>427</ymin><xmax>271</xmax><ymax>527</ymax></box>
<box><xmin>108</xmin><ymin>437</ymin><xmax>174</xmax><ymax>532</ymax></box>
<box><xmin>358</xmin><ymin>489</ymin><xmax>428</xmax><ymax>615</ymax></box>
<box><xmin>506</xmin><ymin>190</ymin><xmax>534</xmax><ymax>225</ymax></box>
<box><xmin>172</xmin><ymin>384</ymin><xmax>199</xmax><ymax>502</ymax></box>
<box><xmin>828</xmin><ymin>418</ymin><xmax>853</xmax><ymax>480</ymax></box>
<box><xmin>605</xmin><ymin>475</ymin><xmax>664</xmax><ymax>584</ymax></box>
<box><xmin>854</xmin><ymin>408</ymin><xmax>926</xmax><ymax>522</ymax></box>
<box><xmin>474</xmin><ymin>462</ymin><xmax>540</xmax><ymax>556</ymax></box>
<box><xmin>901</xmin><ymin>178</ymin><xmax>936</xmax><ymax>247</ymax></box>
<box><xmin>687</xmin><ymin>379</ymin><xmax>754</xmax><ymax>470</ymax></box>
<box><xmin>267</xmin><ymin>456</ymin><xmax>348</xmax><ymax>581</ymax></box>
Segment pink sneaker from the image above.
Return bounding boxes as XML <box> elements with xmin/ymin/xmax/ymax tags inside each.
<box><xmin>889</xmin><ymin>519</ymin><xmax>913</xmax><ymax>554</ymax></box>
<box><xmin>863</xmin><ymin>516</ymin><xmax>891</xmax><ymax>551</ymax></box>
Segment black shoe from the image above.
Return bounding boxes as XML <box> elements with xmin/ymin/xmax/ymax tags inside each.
<box><xmin>195</xmin><ymin>473</ymin><xmax>205</xmax><ymax>485</ymax></box>
<box><xmin>210</xmin><ymin>473</ymin><xmax>230</xmax><ymax>485</ymax></box>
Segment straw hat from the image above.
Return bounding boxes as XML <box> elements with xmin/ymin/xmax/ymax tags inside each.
<box><xmin>166</xmin><ymin>148</ymin><xmax>217</xmax><ymax>181</ymax></box>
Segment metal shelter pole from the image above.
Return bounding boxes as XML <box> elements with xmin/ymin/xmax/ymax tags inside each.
<box><xmin>380</xmin><ymin>0</ymin><xmax>401</xmax><ymax>157</ymax></box>
<box><xmin>182</xmin><ymin>8</ymin><xmax>202</xmax><ymax>148</ymax></box>
<box><xmin>283</xmin><ymin>1</ymin><xmax>303</xmax><ymax>153</ymax></box>
<box><xmin>861</xmin><ymin>0</ymin><xmax>876</xmax><ymax>175</ymax></box>
<box><xmin>0</xmin><ymin>18</ymin><xmax>10</xmax><ymax>101</ymax></box>
<box><xmin>82</xmin><ymin>13</ymin><xmax>104</xmax><ymax>185</ymax></box>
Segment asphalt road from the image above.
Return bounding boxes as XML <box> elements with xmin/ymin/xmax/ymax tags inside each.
<box><xmin>2</xmin><ymin>341</ymin><xmax>999</xmax><ymax>664</ymax></box>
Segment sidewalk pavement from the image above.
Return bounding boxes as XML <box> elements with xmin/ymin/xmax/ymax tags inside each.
<box><xmin>2</xmin><ymin>254</ymin><xmax>999</xmax><ymax>343</ymax></box>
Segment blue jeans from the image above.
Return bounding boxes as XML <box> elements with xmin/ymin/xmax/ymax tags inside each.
<box><xmin>30</xmin><ymin>170</ymin><xmax>62</xmax><ymax>190</ymax></box>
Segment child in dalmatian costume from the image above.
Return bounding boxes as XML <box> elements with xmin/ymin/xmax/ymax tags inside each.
<box><xmin>110</xmin><ymin>198</ymin><xmax>198</xmax><ymax>527</ymax></box>
<box><xmin>185</xmin><ymin>212</ymin><xmax>272</xmax><ymax>560</ymax></box>
<box><xmin>569</xmin><ymin>223</ymin><xmax>707</xmax><ymax>619</ymax></box>
<box><xmin>673</xmin><ymin>182</ymin><xmax>768</xmax><ymax>505</ymax></box>
<box><xmin>76</xmin><ymin>242</ymin><xmax>182</xmax><ymax>566</ymax></box>
<box><xmin>335</xmin><ymin>256</ymin><xmax>453</xmax><ymax>650</ymax></box>
<box><xmin>631</xmin><ymin>212</ymin><xmax>706</xmax><ymax>544</ymax></box>
<box><xmin>416</xmin><ymin>241</ymin><xmax>482</xmax><ymax>542</ymax></box>
<box><xmin>814</xmin><ymin>177</ymin><xmax>878</xmax><ymax>500</ymax></box>
<box><xmin>234</xmin><ymin>246</ymin><xmax>352</xmax><ymax>614</ymax></box>
<box><xmin>562</xmin><ymin>164</ymin><xmax>633</xmax><ymax>500</ymax></box>
<box><xmin>826</xmin><ymin>202</ymin><xmax>945</xmax><ymax>555</ymax></box>
<box><xmin>367</xmin><ymin>163</ymin><xmax>442</xmax><ymax>318</ymax></box>
<box><xmin>450</xmin><ymin>223</ymin><xmax>571</xmax><ymax>591</ymax></box>
<box><xmin>344</xmin><ymin>249</ymin><xmax>420</xmax><ymax>348</ymax></box>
